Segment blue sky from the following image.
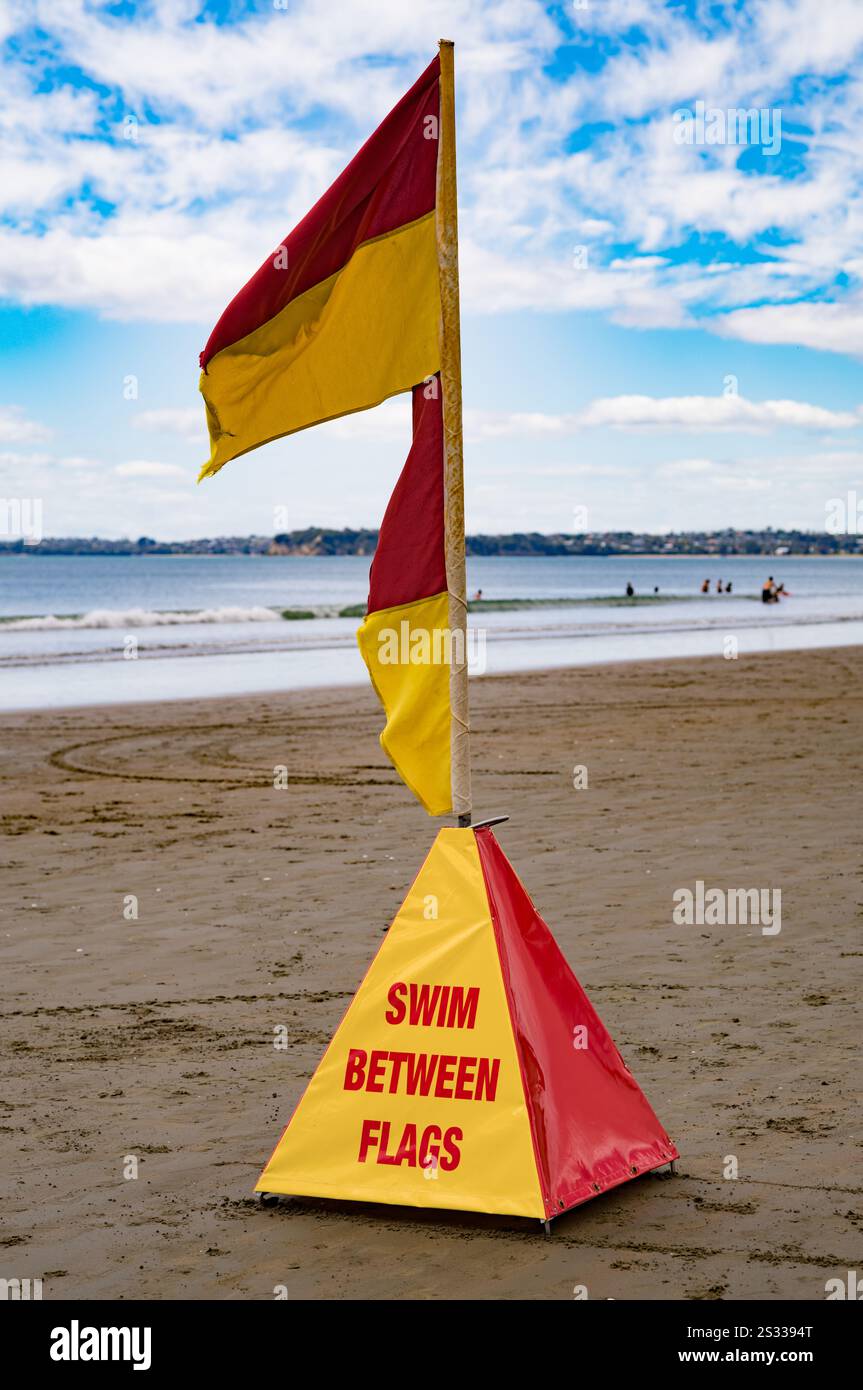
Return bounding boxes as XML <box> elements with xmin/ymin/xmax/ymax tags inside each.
<box><xmin>2</xmin><ymin>0</ymin><xmax>863</xmax><ymax>538</ymax></box>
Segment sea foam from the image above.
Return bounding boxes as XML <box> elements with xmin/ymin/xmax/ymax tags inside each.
<box><xmin>1</xmin><ymin>605</ymin><xmax>282</xmax><ymax>631</ymax></box>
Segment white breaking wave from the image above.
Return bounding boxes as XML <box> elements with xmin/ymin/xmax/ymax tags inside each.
<box><xmin>1</xmin><ymin>605</ymin><xmax>282</xmax><ymax>632</ymax></box>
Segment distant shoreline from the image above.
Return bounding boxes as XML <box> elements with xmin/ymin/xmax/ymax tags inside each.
<box><xmin>3</xmin><ymin>551</ymin><xmax>861</xmax><ymax>559</ymax></box>
<box><xmin>1</xmin><ymin>528</ymin><xmax>860</xmax><ymax>559</ymax></box>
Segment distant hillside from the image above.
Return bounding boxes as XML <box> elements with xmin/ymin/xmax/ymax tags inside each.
<box><xmin>1</xmin><ymin>527</ymin><xmax>859</xmax><ymax>557</ymax></box>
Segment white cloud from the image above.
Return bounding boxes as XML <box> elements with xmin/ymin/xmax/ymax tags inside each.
<box><xmin>0</xmin><ymin>217</ymin><xmax>249</xmax><ymax>323</ymax></box>
<box><xmin>0</xmin><ymin>0</ymin><xmax>860</xmax><ymax>357</ymax></box>
<box><xmin>132</xmin><ymin>408</ymin><xmax>205</xmax><ymax>440</ymax></box>
<box><xmin>459</xmin><ymin>237</ymin><xmax>689</xmax><ymax>325</ymax></box>
<box><xmin>323</xmin><ymin>398</ymin><xmax>411</xmax><ymax>441</ymax></box>
<box><xmin>657</xmin><ymin>458</ymin><xmax>716</xmax><ymax>477</ymax></box>
<box><xmin>0</xmin><ymin>450</ymin><xmax>101</xmax><ymax>472</ymax></box>
<box><xmin>0</xmin><ymin>450</ymin><xmax>55</xmax><ymax>470</ymax></box>
<box><xmin>114</xmin><ymin>460</ymin><xmax>190</xmax><ymax>478</ymax></box>
<box><xmin>577</xmin><ymin>394</ymin><xmax>863</xmax><ymax>432</ymax></box>
<box><xmin>718</xmin><ymin>299</ymin><xmax>863</xmax><ymax>358</ymax></box>
<box><xmin>0</xmin><ymin>406</ymin><xmax>51</xmax><ymax>444</ymax></box>
<box><xmin>58</xmin><ymin>456</ymin><xmax>102</xmax><ymax>470</ymax></box>
<box><xmin>465</xmin><ymin>409</ymin><xmax>575</xmax><ymax>440</ymax></box>
<box><xmin>466</xmin><ymin>394</ymin><xmax>862</xmax><ymax>437</ymax></box>
<box><xmin>654</xmin><ymin>443</ymin><xmax>863</xmax><ymax>500</ymax></box>
<box><xmin>273</xmin><ymin>393</ymin><xmax>863</xmax><ymax>444</ymax></box>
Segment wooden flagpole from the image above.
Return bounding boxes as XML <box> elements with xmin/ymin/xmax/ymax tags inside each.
<box><xmin>437</xmin><ymin>38</ymin><xmax>472</xmax><ymax>826</ymax></box>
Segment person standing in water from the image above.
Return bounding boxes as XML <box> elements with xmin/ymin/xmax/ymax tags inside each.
<box><xmin>626</xmin><ymin>582</ymin><xmax>635</xmax><ymax>598</ymax></box>
<box><xmin>701</xmin><ymin>578</ymin><xmax>710</xmax><ymax>593</ymax></box>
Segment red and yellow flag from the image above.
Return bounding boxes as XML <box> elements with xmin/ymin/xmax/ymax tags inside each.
<box><xmin>198</xmin><ymin>48</ymin><xmax>468</xmax><ymax>820</ymax></box>
<box><xmin>198</xmin><ymin>55</ymin><xmax>442</xmax><ymax>476</ymax></box>
<box><xmin>356</xmin><ymin>376</ymin><xmax>452</xmax><ymax>815</ymax></box>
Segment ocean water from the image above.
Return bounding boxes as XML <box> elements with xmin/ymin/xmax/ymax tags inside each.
<box><xmin>0</xmin><ymin>553</ymin><xmax>860</xmax><ymax>710</ymax></box>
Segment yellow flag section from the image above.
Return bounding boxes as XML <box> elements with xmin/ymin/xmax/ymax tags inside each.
<box><xmin>256</xmin><ymin>829</ymin><xmax>543</xmax><ymax>1217</ymax></box>
<box><xmin>200</xmin><ymin>214</ymin><xmax>440</xmax><ymax>476</ymax></box>
<box><xmin>357</xmin><ymin>592</ymin><xmax>452</xmax><ymax>817</ymax></box>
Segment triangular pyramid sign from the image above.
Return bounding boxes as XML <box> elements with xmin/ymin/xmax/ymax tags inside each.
<box><xmin>257</xmin><ymin>827</ymin><xmax>678</xmax><ymax>1221</ymax></box>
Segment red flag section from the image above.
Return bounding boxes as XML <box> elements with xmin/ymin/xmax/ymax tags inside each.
<box><xmin>256</xmin><ymin>827</ymin><xmax>677</xmax><ymax>1224</ymax></box>
<box><xmin>367</xmin><ymin>376</ymin><xmax>446</xmax><ymax>613</ymax></box>
<box><xmin>475</xmin><ymin>827</ymin><xmax>678</xmax><ymax>1218</ymax></box>
<box><xmin>356</xmin><ymin>373</ymin><xmax>452</xmax><ymax>815</ymax></box>
<box><xmin>201</xmin><ymin>56</ymin><xmax>441</xmax><ymax>370</ymax></box>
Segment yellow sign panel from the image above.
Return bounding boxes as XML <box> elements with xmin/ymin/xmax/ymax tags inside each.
<box><xmin>256</xmin><ymin>829</ymin><xmax>543</xmax><ymax>1218</ymax></box>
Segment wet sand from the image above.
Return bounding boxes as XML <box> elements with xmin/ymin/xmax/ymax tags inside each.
<box><xmin>1</xmin><ymin>647</ymin><xmax>861</xmax><ymax>1300</ymax></box>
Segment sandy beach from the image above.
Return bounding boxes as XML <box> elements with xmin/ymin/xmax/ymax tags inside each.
<box><xmin>2</xmin><ymin>646</ymin><xmax>861</xmax><ymax>1301</ymax></box>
